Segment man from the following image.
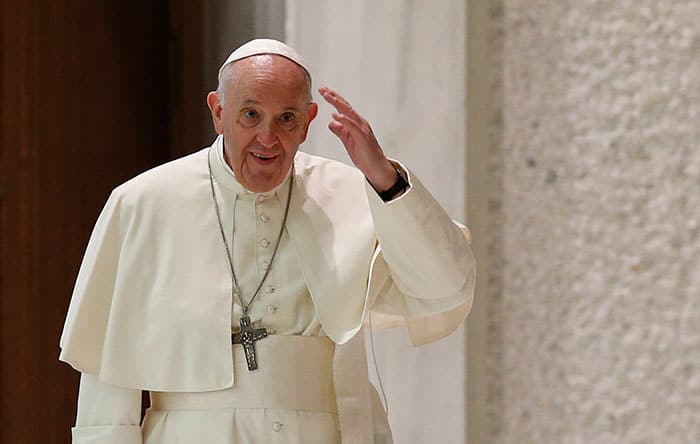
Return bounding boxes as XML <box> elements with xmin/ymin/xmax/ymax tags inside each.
<box><xmin>60</xmin><ymin>39</ymin><xmax>474</xmax><ymax>443</ymax></box>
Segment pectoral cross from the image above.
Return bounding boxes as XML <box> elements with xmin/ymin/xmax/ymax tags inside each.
<box><xmin>231</xmin><ymin>315</ymin><xmax>268</xmax><ymax>371</ymax></box>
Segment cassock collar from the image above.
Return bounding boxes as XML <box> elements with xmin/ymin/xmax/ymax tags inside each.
<box><xmin>209</xmin><ymin>135</ymin><xmax>292</xmax><ymax>199</ymax></box>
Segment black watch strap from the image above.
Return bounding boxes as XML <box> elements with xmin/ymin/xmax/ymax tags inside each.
<box><xmin>378</xmin><ymin>167</ymin><xmax>409</xmax><ymax>201</ymax></box>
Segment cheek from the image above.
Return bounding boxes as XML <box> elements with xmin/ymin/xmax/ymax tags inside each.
<box><xmin>281</xmin><ymin>127</ymin><xmax>306</xmax><ymax>147</ymax></box>
<box><xmin>223</xmin><ymin>132</ymin><xmax>254</xmax><ymax>169</ymax></box>
<box><xmin>280</xmin><ymin>138</ymin><xmax>301</xmax><ymax>159</ymax></box>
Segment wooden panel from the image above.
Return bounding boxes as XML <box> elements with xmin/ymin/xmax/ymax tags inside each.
<box><xmin>0</xmin><ymin>0</ymin><xmax>171</xmax><ymax>441</ymax></box>
<box><xmin>168</xmin><ymin>0</ymin><xmax>206</xmax><ymax>158</ymax></box>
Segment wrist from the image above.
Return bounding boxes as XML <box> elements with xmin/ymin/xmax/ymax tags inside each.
<box><xmin>375</xmin><ymin>165</ymin><xmax>409</xmax><ymax>201</ymax></box>
<box><xmin>366</xmin><ymin>160</ymin><xmax>398</xmax><ymax>192</ymax></box>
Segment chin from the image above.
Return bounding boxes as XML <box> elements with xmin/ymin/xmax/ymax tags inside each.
<box><xmin>244</xmin><ymin>175</ymin><xmax>283</xmax><ymax>193</ymax></box>
<box><xmin>243</xmin><ymin>164</ymin><xmax>292</xmax><ymax>193</ymax></box>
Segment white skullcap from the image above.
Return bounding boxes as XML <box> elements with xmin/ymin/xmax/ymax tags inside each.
<box><xmin>217</xmin><ymin>38</ymin><xmax>311</xmax><ymax>82</ymax></box>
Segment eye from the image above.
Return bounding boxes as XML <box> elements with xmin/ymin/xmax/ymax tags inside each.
<box><xmin>279</xmin><ymin>112</ymin><xmax>296</xmax><ymax>124</ymax></box>
<box><xmin>243</xmin><ymin>109</ymin><xmax>259</xmax><ymax>120</ymax></box>
<box><xmin>238</xmin><ymin>108</ymin><xmax>261</xmax><ymax>128</ymax></box>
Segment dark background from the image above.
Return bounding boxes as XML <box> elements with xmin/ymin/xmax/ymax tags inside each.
<box><xmin>0</xmin><ymin>1</ymin><xmax>227</xmax><ymax>441</ymax></box>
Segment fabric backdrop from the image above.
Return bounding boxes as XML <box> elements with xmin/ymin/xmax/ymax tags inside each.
<box><xmin>286</xmin><ymin>1</ymin><xmax>468</xmax><ymax>442</ymax></box>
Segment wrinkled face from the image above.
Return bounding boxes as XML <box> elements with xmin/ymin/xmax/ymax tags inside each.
<box><xmin>207</xmin><ymin>55</ymin><xmax>318</xmax><ymax>193</ymax></box>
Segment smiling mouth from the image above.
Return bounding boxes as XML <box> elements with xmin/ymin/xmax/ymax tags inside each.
<box><xmin>250</xmin><ymin>152</ymin><xmax>278</xmax><ymax>160</ymax></box>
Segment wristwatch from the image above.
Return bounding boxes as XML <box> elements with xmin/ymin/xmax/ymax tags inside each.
<box><xmin>378</xmin><ymin>167</ymin><xmax>409</xmax><ymax>201</ymax></box>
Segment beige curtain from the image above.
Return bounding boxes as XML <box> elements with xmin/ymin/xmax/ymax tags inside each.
<box><xmin>286</xmin><ymin>1</ymin><xmax>468</xmax><ymax>442</ymax></box>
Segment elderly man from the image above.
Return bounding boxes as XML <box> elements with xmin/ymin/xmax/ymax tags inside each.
<box><xmin>60</xmin><ymin>39</ymin><xmax>474</xmax><ymax>444</ymax></box>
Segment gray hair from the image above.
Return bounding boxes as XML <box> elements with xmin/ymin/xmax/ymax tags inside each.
<box><xmin>215</xmin><ymin>59</ymin><xmax>312</xmax><ymax>106</ymax></box>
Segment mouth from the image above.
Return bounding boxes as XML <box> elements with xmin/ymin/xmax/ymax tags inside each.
<box><xmin>250</xmin><ymin>152</ymin><xmax>279</xmax><ymax>163</ymax></box>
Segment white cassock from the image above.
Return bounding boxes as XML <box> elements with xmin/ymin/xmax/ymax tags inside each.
<box><xmin>59</xmin><ymin>135</ymin><xmax>475</xmax><ymax>444</ymax></box>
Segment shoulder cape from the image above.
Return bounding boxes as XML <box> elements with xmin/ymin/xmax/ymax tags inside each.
<box><xmin>59</xmin><ymin>142</ymin><xmax>472</xmax><ymax>391</ymax></box>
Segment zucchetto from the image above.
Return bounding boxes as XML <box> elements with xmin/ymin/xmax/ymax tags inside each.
<box><xmin>217</xmin><ymin>38</ymin><xmax>311</xmax><ymax>82</ymax></box>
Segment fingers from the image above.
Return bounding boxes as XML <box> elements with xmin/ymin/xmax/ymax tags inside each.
<box><xmin>319</xmin><ymin>87</ymin><xmax>367</xmax><ymax>127</ymax></box>
<box><xmin>327</xmin><ymin>120</ymin><xmax>351</xmax><ymax>147</ymax></box>
<box><xmin>332</xmin><ymin>110</ymin><xmax>364</xmax><ymax>131</ymax></box>
<box><xmin>320</xmin><ymin>87</ymin><xmax>381</xmax><ymax>159</ymax></box>
<box><xmin>327</xmin><ymin>113</ymin><xmax>361</xmax><ymax>150</ymax></box>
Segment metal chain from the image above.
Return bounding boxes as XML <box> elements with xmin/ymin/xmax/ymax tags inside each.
<box><xmin>207</xmin><ymin>151</ymin><xmax>293</xmax><ymax>314</ymax></box>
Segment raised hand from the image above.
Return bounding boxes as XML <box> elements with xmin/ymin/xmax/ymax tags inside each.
<box><xmin>319</xmin><ymin>87</ymin><xmax>397</xmax><ymax>192</ymax></box>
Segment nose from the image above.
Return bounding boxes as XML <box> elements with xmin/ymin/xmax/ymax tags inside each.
<box><xmin>256</xmin><ymin>120</ymin><xmax>279</xmax><ymax>148</ymax></box>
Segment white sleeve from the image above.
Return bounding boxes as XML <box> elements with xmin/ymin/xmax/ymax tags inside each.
<box><xmin>72</xmin><ymin>372</ymin><xmax>143</xmax><ymax>444</ymax></box>
<box><xmin>365</xmin><ymin>161</ymin><xmax>475</xmax><ymax>318</ymax></box>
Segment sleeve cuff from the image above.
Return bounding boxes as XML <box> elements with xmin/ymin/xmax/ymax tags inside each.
<box><xmin>72</xmin><ymin>425</ymin><xmax>142</xmax><ymax>444</ymax></box>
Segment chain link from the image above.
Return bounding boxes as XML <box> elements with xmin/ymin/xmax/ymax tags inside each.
<box><xmin>207</xmin><ymin>150</ymin><xmax>293</xmax><ymax>312</ymax></box>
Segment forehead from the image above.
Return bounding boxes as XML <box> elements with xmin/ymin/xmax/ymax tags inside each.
<box><xmin>228</xmin><ymin>55</ymin><xmax>309</xmax><ymax>105</ymax></box>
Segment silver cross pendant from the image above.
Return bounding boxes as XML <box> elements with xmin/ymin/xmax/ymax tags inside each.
<box><xmin>231</xmin><ymin>315</ymin><xmax>268</xmax><ymax>371</ymax></box>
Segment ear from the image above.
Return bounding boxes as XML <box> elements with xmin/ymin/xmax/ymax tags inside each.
<box><xmin>301</xmin><ymin>102</ymin><xmax>319</xmax><ymax>143</ymax></box>
<box><xmin>207</xmin><ymin>91</ymin><xmax>224</xmax><ymax>135</ymax></box>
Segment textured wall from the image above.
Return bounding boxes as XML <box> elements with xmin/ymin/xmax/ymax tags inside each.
<box><xmin>490</xmin><ymin>1</ymin><xmax>700</xmax><ymax>443</ymax></box>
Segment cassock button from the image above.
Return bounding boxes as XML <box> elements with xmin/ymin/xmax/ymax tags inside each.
<box><xmin>272</xmin><ymin>421</ymin><xmax>283</xmax><ymax>432</ymax></box>
<box><xmin>261</xmin><ymin>239</ymin><xmax>270</xmax><ymax>248</ymax></box>
<box><xmin>260</xmin><ymin>214</ymin><xmax>269</xmax><ymax>223</ymax></box>
<box><xmin>262</xmin><ymin>260</ymin><xmax>270</xmax><ymax>271</ymax></box>
<box><xmin>266</xmin><ymin>304</ymin><xmax>277</xmax><ymax>313</ymax></box>
<box><xmin>265</xmin><ymin>285</ymin><xmax>275</xmax><ymax>294</ymax></box>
